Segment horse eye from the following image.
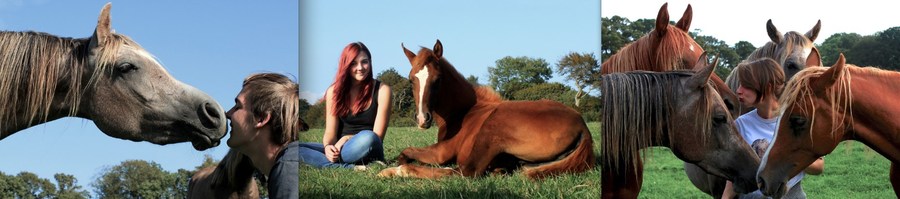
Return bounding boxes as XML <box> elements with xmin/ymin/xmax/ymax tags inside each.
<box><xmin>713</xmin><ymin>115</ymin><xmax>727</xmax><ymax>124</ymax></box>
<box><xmin>117</xmin><ymin>63</ymin><xmax>137</xmax><ymax>73</ymax></box>
<box><xmin>790</xmin><ymin>116</ymin><xmax>807</xmax><ymax>126</ymax></box>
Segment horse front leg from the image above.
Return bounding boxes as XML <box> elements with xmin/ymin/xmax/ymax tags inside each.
<box><xmin>601</xmin><ymin>157</ymin><xmax>643</xmax><ymax>199</ymax></box>
<box><xmin>396</xmin><ymin>141</ymin><xmax>457</xmax><ymax>165</ymax></box>
<box><xmin>892</xmin><ymin>162</ymin><xmax>900</xmax><ymax>198</ymax></box>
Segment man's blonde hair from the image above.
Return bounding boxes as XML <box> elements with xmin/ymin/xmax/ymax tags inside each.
<box><xmin>242</xmin><ymin>73</ymin><xmax>300</xmax><ymax>145</ymax></box>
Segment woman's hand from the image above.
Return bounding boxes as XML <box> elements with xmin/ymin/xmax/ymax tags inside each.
<box><xmin>325</xmin><ymin>145</ymin><xmax>341</xmax><ymax>163</ymax></box>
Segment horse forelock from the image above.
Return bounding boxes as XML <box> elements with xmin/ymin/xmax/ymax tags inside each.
<box><xmin>603</xmin><ymin>26</ymin><xmax>700</xmax><ymax>74</ymax></box>
<box><xmin>601</xmin><ymin>71</ymin><xmax>714</xmax><ymax>172</ymax></box>
<box><xmin>778</xmin><ymin>65</ymin><xmax>853</xmax><ymax>141</ymax></box>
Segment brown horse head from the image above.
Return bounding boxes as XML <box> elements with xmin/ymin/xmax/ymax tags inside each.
<box><xmin>0</xmin><ymin>3</ymin><xmax>227</xmax><ymax>150</ymax></box>
<box><xmin>601</xmin><ymin>53</ymin><xmax>760</xmax><ymax>194</ymax></box>
<box><xmin>758</xmin><ymin>54</ymin><xmax>851</xmax><ymax>197</ymax></box>
<box><xmin>600</xmin><ymin>3</ymin><xmax>704</xmax><ymax>74</ymax></box>
<box><xmin>403</xmin><ymin>39</ymin><xmax>476</xmax><ymax>130</ymax></box>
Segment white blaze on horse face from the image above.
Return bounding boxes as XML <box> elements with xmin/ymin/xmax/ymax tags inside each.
<box><xmin>689</xmin><ymin>43</ymin><xmax>695</xmax><ymax>52</ymax></box>
<box><xmin>415</xmin><ymin>66</ymin><xmax>430</xmax><ymax>119</ymax></box>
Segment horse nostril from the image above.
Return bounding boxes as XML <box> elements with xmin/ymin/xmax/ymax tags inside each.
<box><xmin>425</xmin><ymin>112</ymin><xmax>432</xmax><ymax>121</ymax></box>
<box><xmin>199</xmin><ymin>102</ymin><xmax>221</xmax><ymax>129</ymax></box>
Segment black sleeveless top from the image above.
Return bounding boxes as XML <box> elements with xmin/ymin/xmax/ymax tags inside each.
<box><xmin>339</xmin><ymin>80</ymin><xmax>380</xmax><ymax>137</ymax></box>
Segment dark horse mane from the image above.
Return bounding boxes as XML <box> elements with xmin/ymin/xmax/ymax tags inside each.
<box><xmin>601</xmin><ymin>70</ymin><xmax>716</xmax><ymax>171</ymax></box>
<box><xmin>0</xmin><ymin>30</ymin><xmax>125</xmax><ymax>136</ymax></box>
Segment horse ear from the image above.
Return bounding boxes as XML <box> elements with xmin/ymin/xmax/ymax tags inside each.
<box><xmin>675</xmin><ymin>4</ymin><xmax>693</xmax><ymax>31</ymax></box>
<box><xmin>433</xmin><ymin>39</ymin><xmax>443</xmax><ymax>58</ymax></box>
<box><xmin>689</xmin><ymin>52</ymin><xmax>717</xmax><ymax>89</ymax></box>
<box><xmin>89</xmin><ymin>3</ymin><xmax>112</xmax><ymax>49</ymax></box>
<box><xmin>402</xmin><ymin>43</ymin><xmax>417</xmax><ymax>63</ymax></box>
<box><xmin>806</xmin><ymin>47</ymin><xmax>822</xmax><ymax>67</ymax></box>
<box><xmin>655</xmin><ymin>3</ymin><xmax>670</xmax><ymax>38</ymax></box>
<box><xmin>766</xmin><ymin>19</ymin><xmax>782</xmax><ymax>44</ymax></box>
<box><xmin>813</xmin><ymin>53</ymin><xmax>846</xmax><ymax>89</ymax></box>
<box><xmin>805</xmin><ymin>20</ymin><xmax>822</xmax><ymax>42</ymax></box>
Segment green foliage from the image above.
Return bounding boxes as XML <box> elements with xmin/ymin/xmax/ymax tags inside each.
<box><xmin>734</xmin><ymin>41</ymin><xmax>756</xmax><ymax>60</ymax></box>
<box><xmin>54</xmin><ymin>173</ymin><xmax>90</xmax><ymax>199</ymax></box>
<box><xmin>818</xmin><ymin>32</ymin><xmax>862</xmax><ymax>66</ymax></box>
<box><xmin>299</xmin><ymin>124</ymin><xmax>601</xmax><ymax>198</ymax></box>
<box><xmin>377</xmin><ymin>68</ymin><xmax>416</xmax><ymax>127</ymax></box>
<box><xmin>304</xmin><ymin>99</ymin><xmax>326</xmax><ymax>128</ymax></box>
<box><xmin>91</xmin><ymin>160</ymin><xmax>179</xmax><ymax>199</ymax></box>
<box><xmin>0</xmin><ymin>171</ymin><xmax>89</xmax><ymax>199</ymax></box>
<box><xmin>488</xmin><ymin>56</ymin><xmax>553</xmax><ymax>99</ymax></box>
<box><xmin>466</xmin><ymin>75</ymin><xmax>480</xmax><ymax>86</ymax></box>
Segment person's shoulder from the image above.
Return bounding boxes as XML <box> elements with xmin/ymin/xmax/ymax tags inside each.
<box><xmin>378</xmin><ymin>81</ymin><xmax>391</xmax><ymax>91</ymax></box>
<box><xmin>278</xmin><ymin>141</ymin><xmax>300</xmax><ymax>162</ymax></box>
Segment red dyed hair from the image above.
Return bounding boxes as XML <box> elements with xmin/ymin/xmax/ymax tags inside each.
<box><xmin>331</xmin><ymin>42</ymin><xmax>374</xmax><ymax>116</ymax></box>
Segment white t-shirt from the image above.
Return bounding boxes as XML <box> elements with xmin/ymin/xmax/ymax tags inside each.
<box><xmin>735</xmin><ymin>109</ymin><xmax>804</xmax><ymax>196</ymax></box>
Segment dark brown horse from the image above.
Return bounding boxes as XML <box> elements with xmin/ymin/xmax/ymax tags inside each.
<box><xmin>599</xmin><ymin>3</ymin><xmax>743</xmax><ymax>197</ymax></box>
<box><xmin>376</xmin><ymin>40</ymin><xmax>594</xmax><ymax>179</ymax></box>
<box><xmin>0</xmin><ymin>3</ymin><xmax>227</xmax><ymax>150</ymax></box>
<box><xmin>758</xmin><ymin>54</ymin><xmax>900</xmax><ymax>198</ymax></box>
<box><xmin>600</xmin><ymin>54</ymin><xmax>760</xmax><ymax>198</ymax></box>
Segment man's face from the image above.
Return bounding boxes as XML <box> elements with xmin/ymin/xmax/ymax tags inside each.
<box><xmin>226</xmin><ymin>90</ymin><xmax>258</xmax><ymax>148</ymax></box>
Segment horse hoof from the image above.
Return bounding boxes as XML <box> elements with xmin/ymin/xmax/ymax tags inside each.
<box><xmin>377</xmin><ymin>165</ymin><xmax>408</xmax><ymax>178</ymax></box>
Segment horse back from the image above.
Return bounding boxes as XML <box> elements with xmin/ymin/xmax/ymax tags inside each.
<box><xmin>478</xmin><ymin>100</ymin><xmax>588</xmax><ymax>162</ymax></box>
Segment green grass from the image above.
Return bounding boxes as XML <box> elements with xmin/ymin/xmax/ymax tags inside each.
<box><xmin>299</xmin><ymin>123</ymin><xmax>602</xmax><ymax>199</ymax></box>
<box><xmin>299</xmin><ymin>122</ymin><xmax>894</xmax><ymax>198</ymax></box>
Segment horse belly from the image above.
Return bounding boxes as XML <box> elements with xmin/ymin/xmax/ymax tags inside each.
<box><xmin>484</xmin><ymin>101</ymin><xmax>585</xmax><ymax>162</ymax></box>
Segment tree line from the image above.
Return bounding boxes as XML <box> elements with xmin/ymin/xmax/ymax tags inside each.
<box><xmin>1</xmin><ymin>156</ymin><xmax>267</xmax><ymax>199</ymax></box>
<box><xmin>301</xmin><ymin>52</ymin><xmax>604</xmax><ymax>128</ymax></box>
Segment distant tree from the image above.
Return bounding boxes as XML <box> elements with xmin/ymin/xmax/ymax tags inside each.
<box><xmin>556</xmin><ymin>52</ymin><xmax>600</xmax><ymax>107</ymax></box>
<box><xmin>466</xmin><ymin>75</ymin><xmax>480</xmax><ymax>86</ymax></box>
<box><xmin>54</xmin><ymin>173</ymin><xmax>90</xmax><ymax>199</ymax></box>
<box><xmin>818</xmin><ymin>32</ymin><xmax>863</xmax><ymax>66</ymax></box>
<box><xmin>92</xmin><ymin>160</ymin><xmax>177</xmax><ymax>199</ymax></box>
<box><xmin>733</xmin><ymin>41</ymin><xmax>756</xmax><ymax>60</ymax></box>
<box><xmin>488</xmin><ymin>56</ymin><xmax>552</xmax><ymax>99</ymax></box>
<box><xmin>304</xmin><ymin>99</ymin><xmax>326</xmax><ymax>129</ymax></box>
<box><xmin>17</xmin><ymin>172</ymin><xmax>56</xmax><ymax>199</ymax></box>
<box><xmin>512</xmin><ymin>82</ymin><xmax>576</xmax><ymax>107</ymax></box>
<box><xmin>171</xmin><ymin>169</ymin><xmax>192</xmax><ymax>199</ymax></box>
<box><xmin>376</xmin><ymin>68</ymin><xmax>415</xmax><ymax>127</ymax></box>
<box><xmin>691</xmin><ymin>33</ymin><xmax>740</xmax><ymax>78</ymax></box>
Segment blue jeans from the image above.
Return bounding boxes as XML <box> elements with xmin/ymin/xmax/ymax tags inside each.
<box><xmin>298</xmin><ymin>130</ymin><xmax>385</xmax><ymax>168</ymax></box>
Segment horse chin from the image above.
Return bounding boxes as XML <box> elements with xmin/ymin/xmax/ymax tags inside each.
<box><xmin>417</xmin><ymin>122</ymin><xmax>432</xmax><ymax>130</ymax></box>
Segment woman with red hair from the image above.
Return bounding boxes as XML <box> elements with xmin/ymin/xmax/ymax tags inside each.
<box><xmin>299</xmin><ymin>42</ymin><xmax>391</xmax><ymax>169</ymax></box>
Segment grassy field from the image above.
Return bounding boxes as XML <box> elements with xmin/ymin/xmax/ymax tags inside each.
<box><xmin>299</xmin><ymin>122</ymin><xmax>894</xmax><ymax>198</ymax></box>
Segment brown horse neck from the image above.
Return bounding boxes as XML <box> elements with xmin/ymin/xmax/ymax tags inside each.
<box><xmin>431</xmin><ymin>62</ymin><xmax>477</xmax><ymax>140</ymax></box>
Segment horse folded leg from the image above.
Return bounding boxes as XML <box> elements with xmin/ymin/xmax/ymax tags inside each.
<box><xmin>522</xmin><ymin>130</ymin><xmax>595</xmax><ymax>180</ymax></box>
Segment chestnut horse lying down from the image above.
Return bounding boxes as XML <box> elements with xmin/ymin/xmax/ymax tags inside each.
<box><xmin>378</xmin><ymin>40</ymin><xmax>595</xmax><ymax>179</ymax></box>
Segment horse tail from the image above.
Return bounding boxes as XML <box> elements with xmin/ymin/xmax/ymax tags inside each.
<box><xmin>523</xmin><ymin>125</ymin><xmax>596</xmax><ymax>179</ymax></box>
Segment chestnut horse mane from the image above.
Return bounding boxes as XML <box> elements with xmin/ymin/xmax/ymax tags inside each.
<box><xmin>601</xmin><ymin>70</ymin><xmax>716</xmax><ymax>171</ymax></box>
<box><xmin>777</xmin><ymin>63</ymin><xmax>895</xmax><ymax>140</ymax></box>
<box><xmin>601</xmin><ymin>24</ymin><xmax>700</xmax><ymax>73</ymax></box>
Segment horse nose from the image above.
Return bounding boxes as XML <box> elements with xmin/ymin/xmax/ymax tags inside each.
<box><xmin>199</xmin><ymin>102</ymin><xmax>224</xmax><ymax>130</ymax></box>
<box><xmin>424</xmin><ymin>112</ymin><xmax>432</xmax><ymax>122</ymax></box>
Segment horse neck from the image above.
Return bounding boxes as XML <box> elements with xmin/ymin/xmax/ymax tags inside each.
<box><xmin>431</xmin><ymin>60</ymin><xmax>477</xmax><ymax>140</ymax></box>
<box><xmin>842</xmin><ymin>69</ymin><xmax>900</xmax><ymax>161</ymax></box>
<box><xmin>601</xmin><ymin>41</ymin><xmax>654</xmax><ymax>74</ymax></box>
<box><xmin>0</xmin><ymin>31</ymin><xmax>91</xmax><ymax>138</ymax></box>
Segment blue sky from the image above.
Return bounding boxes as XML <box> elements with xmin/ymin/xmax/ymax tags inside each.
<box><xmin>0</xmin><ymin>1</ymin><xmax>297</xmax><ymax>191</ymax></box>
<box><xmin>300</xmin><ymin>1</ymin><xmax>601</xmax><ymax>102</ymax></box>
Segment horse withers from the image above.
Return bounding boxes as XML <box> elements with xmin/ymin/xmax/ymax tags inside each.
<box><xmin>377</xmin><ymin>40</ymin><xmax>595</xmax><ymax>179</ymax></box>
<box><xmin>600</xmin><ymin>54</ymin><xmax>760</xmax><ymax>199</ymax></box>
<box><xmin>758</xmin><ymin>54</ymin><xmax>900</xmax><ymax>198</ymax></box>
<box><xmin>0</xmin><ymin>3</ymin><xmax>227</xmax><ymax>150</ymax></box>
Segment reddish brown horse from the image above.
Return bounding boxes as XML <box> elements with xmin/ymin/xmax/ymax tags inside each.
<box><xmin>376</xmin><ymin>40</ymin><xmax>594</xmax><ymax>179</ymax></box>
<box><xmin>600</xmin><ymin>54</ymin><xmax>760</xmax><ymax>198</ymax></box>
<box><xmin>600</xmin><ymin>3</ymin><xmax>743</xmax><ymax>197</ymax></box>
<box><xmin>757</xmin><ymin>54</ymin><xmax>900</xmax><ymax>198</ymax></box>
